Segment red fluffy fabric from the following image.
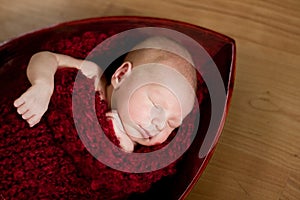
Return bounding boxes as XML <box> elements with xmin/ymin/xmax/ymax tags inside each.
<box><xmin>0</xmin><ymin>31</ymin><xmax>200</xmax><ymax>199</ymax></box>
<box><xmin>0</xmin><ymin>68</ymin><xmax>178</xmax><ymax>199</ymax></box>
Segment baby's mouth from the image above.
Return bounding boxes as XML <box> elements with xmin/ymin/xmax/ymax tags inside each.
<box><xmin>138</xmin><ymin>125</ymin><xmax>155</xmax><ymax>139</ymax></box>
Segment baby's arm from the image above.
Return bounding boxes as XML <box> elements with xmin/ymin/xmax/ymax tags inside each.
<box><xmin>14</xmin><ymin>51</ymin><xmax>105</xmax><ymax>127</ymax></box>
<box><xmin>106</xmin><ymin>111</ymin><xmax>135</xmax><ymax>153</ymax></box>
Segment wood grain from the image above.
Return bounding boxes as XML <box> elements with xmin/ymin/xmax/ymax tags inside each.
<box><xmin>1</xmin><ymin>0</ymin><xmax>299</xmax><ymax>199</ymax></box>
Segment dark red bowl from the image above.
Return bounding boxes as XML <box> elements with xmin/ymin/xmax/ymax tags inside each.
<box><xmin>0</xmin><ymin>16</ymin><xmax>235</xmax><ymax>199</ymax></box>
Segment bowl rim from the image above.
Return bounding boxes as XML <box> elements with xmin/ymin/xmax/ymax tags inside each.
<box><xmin>0</xmin><ymin>16</ymin><xmax>236</xmax><ymax>200</ymax></box>
<box><xmin>0</xmin><ymin>16</ymin><xmax>235</xmax><ymax>47</ymax></box>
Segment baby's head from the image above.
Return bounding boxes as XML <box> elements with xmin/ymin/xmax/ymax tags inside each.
<box><xmin>107</xmin><ymin>36</ymin><xmax>197</xmax><ymax>146</ymax></box>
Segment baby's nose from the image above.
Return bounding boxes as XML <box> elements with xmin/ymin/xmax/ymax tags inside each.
<box><xmin>150</xmin><ymin>106</ymin><xmax>166</xmax><ymax>131</ymax></box>
<box><xmin>151</xmin><ymin>118</ymin><xmax>166</xmax><ymax>131</ymax></box>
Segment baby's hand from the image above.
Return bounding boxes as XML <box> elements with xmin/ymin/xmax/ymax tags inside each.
<box><xmin>80</xmin><ymin>61</ymin><xmax>106</xmax><ymax>100</ymax></box>
<box><xmin>13</xmin><ymin>83</ymin><xmax>53</xmax><ymax>127</ymax></box>
<box><xmin>106</xmin><ymin>111</ymin><xmax>135</xmax><ymax>153</ymax></box>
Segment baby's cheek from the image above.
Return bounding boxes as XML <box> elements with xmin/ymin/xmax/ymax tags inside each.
<box><xmin>128</xmin><ymin>89</ymin><xmax>153</xmax><ymax>125</ymax></box>
<box><xmin>128</xmin><ymin>102</ymin><xmax>150</xmax><ymax>124</ymax></box>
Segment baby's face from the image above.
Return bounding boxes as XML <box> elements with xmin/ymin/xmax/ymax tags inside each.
<box><xmin>121</xmin><ymin>83</ymin><xmax>182</xmax><ymax>146</ymax></box>
<box><xmin>110</xmin><ymin>62</ymin><xmax>195</xmax><ymax>146</ymax></box>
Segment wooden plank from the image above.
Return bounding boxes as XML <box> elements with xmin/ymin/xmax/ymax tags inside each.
<box><xmin>1</xmin><ymin>0</ymin><xmax>299</xmax><ymax>199</ymax></box>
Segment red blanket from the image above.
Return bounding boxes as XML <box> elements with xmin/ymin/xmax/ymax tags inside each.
<box><xmin>0</xmin><ymin>31</ymin><xmax>198</xmax><ymax>199</ymax></box>
<box><xmin>0</xmin><ymin>68</ymin><xmax>181</xmax><ymax>199</ymax></box>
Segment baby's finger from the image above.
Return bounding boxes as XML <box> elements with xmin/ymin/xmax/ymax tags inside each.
<box><xmin>22</xmin><ymin>110</ymin><xmax>34</xmax><ymax>120</ymax></box>
<box><xmin>27</xmin><ymin>115</ymin><xmax>41</xmax><ymax>127</ymax></box>
<box><xmin>105</xmin><ymin>112</ymin><xmax>114</xmax><ymax>119</ymax></box>
<box><xmin>14</xmin><ymin>97</ymin><xmax>25</xmax><ymax>107</ymax></box>
<box><xmin>17</xmin><ymin>105</ymin><xmax>28</xmax><ymax>115</ymax></box>
<box><xmin>94</xmin><ymin>77</ymin><xmax>100</xmax><ymax>91</ymax></box>
<box><xmin>99</xmin><ymin>91</ymin><xmax>105</xmax><ymax>100</ymax></box>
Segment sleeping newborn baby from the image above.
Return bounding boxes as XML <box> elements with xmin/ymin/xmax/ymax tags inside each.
<box><xmin>14</xmin><ymin>36</ymin><xmax>197</xmax><ymax>152</ymax></box>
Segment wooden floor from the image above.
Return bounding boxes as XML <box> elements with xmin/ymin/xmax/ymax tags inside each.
<box><xmin>1</xmin><ymin>0</ymin><xmax>299</xmax><ymax>199</ymax></box>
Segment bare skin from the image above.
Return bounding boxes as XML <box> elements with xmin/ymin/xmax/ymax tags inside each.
<box><xmin>14</xmin><ymin>37</ymin><xmax>196</xmax><ymax>152</ymax></box>
<box><xmin>14</xmin><ymin>51</ymin><xmax>106</xmax><ymax>127</ymax></box>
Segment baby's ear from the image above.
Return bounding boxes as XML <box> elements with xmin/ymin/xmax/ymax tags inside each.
<box><xmin>111</xmin><ymin>61</ymin><xmax>132</xmax><ymax>89</ymax></box>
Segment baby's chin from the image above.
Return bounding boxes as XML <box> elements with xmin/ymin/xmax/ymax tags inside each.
<box><xmin>129</xmin><ymin>135</ymin><xmax>165</xmax><ymax>146</ymax></box>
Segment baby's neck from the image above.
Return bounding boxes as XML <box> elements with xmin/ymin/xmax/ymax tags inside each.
<box><xmin>105</xmin><ymin>84</ymin><xmax>113</xmax><ymax>109</ymax></box>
